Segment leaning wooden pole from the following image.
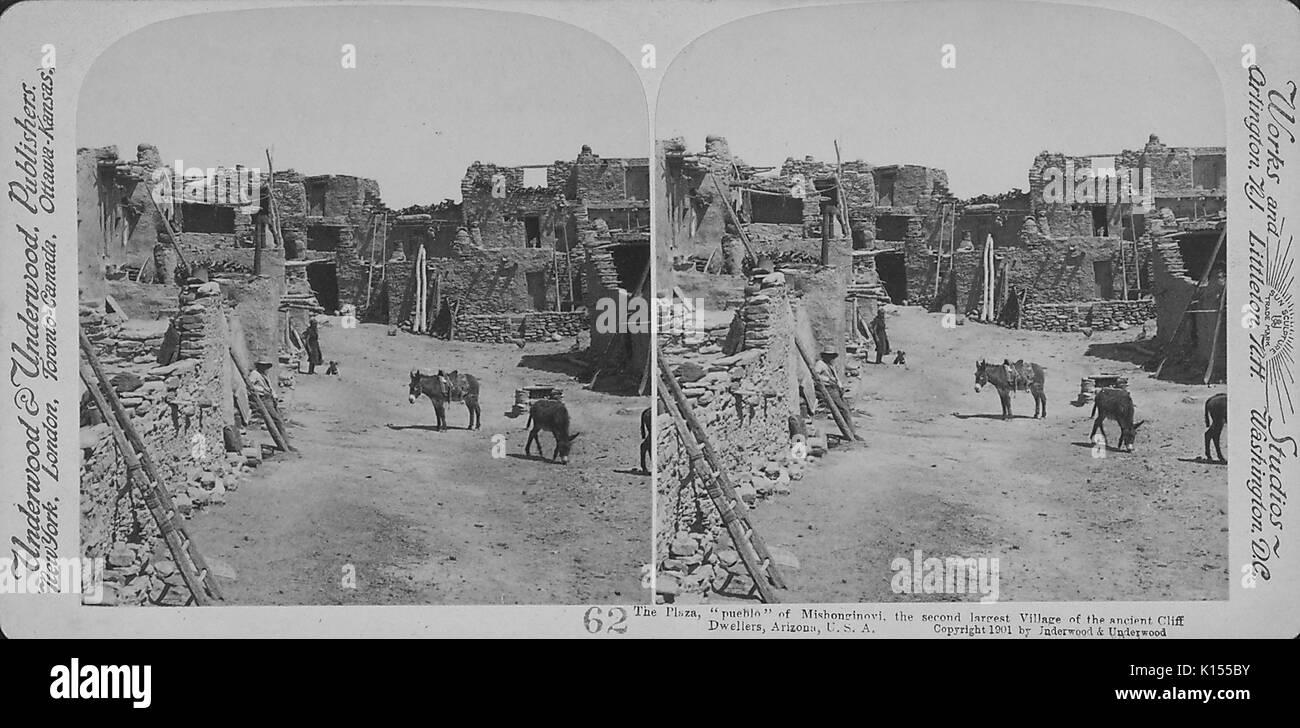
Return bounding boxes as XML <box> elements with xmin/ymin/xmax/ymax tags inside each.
<box><xmin>1203</xmin><ymin>292</ymin><xmax>1227</xmax><ymax>385</ymax></box>
<box><xmin>264</xmin><ymin>149</ymin><xmax>286</xmax><ymax>251</ymax></box>
<box><xmin>147</xmin><ymin>193</ymin><xmax>189</xmax><ymax>273</ymax></box>
<box><xmin>790</xmin><ymin>329</ymin><xmax>859</xmax><ymax>441</ymax></box>
<box><xmin>710</xmin><ymin>174</ymin><xmax>757</xmax><ymax>265</ymax></box>
<box><xmin>229</xmin><ymin>349</ymin><xmax>294</xmax><ymax>452</ymax></box>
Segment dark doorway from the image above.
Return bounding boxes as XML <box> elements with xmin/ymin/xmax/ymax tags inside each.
<box><xmin>875</xmin><ymin>215</ymin><xmax>909</xmax><ymax>241</ymax></box>
<box><xmin>306</xmin><ymin>224</ymin><xmax>342</xmax><ymax>252</ymax></box>
<box><xmin>306</xmin><ymin>261</ymin><xmax>339</xmax><ymax>313</ymax></box>
<box><xmin>876</xmin><ymin>171</ymin><xmax>896</xmax><ymax>207</ymax></box>
<box><xmin>1093</xmin><ymin>260</ymin><xmax>1114</xmax><ymax>299</ymax></box>
<box><xmin>306</xmin><ymin>180</ymin><xmax>328</xmax><ymax>217</ymax></box>
<box><xmin>1091</xmin><ymin>206</ymin><xmax>1109</xmax><ymax>236</ymax></box>
<box><xmin>875</xmin><ymin>251</ymin><xmax>908</xmax><ymax>304</ymax></box>
<box><xmin>1176</xmin><ymin>230</ymin><xmax>1225</xmax><ymax>280</ymax></box>
<box><xmin>524</xmin><ymin>216</ymin><xmax>542</xmax><ymax>248</ymax></box>
<box><xmin>180</xmin><ymin>203</ymin><xmax>235</xmax><ymax>233</ymax></box>
<box><xmin>525</xmin><ymin>271</ymin><xmax>549</xmax><ymax>310</ymax></box>
<box><xmin>610</xmin><ymin>243</ymin><xmax>650</xmax><ymax>293</ymax></box>
<box><xmin>749</xmin><ymin>190</ymin><xmax>803</xmax><ymax>224</ymax></box>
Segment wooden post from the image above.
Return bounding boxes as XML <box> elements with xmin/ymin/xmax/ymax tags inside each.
<box><xmin>933</xmin><ymin>203</ymin><xmax>947</xmax><ymax>300</ymax></box>
<box><xmin>365</xmin><ymin>214</ymin><xmax>379</xmax><ymax>310</ymax></box>
<box><xmin>264</xmin><ymin>149</ymin><xmax>286</xmax><ymax>252</ymax></box>
<box><xmin>821</xmin><ymin>205</ymin><xmax>832</xmax><ymax>266</ymax></box>
<box><xmin>551</xmin><ymin>245</ymin><xmax>561</xmax><ymax>312</ymax></box>
<box><xmin>1203</xmin><ymin>291</ymin><xmax>1226</xmax><ymax>384</ymax></box>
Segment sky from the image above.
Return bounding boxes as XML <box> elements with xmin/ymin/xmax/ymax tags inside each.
<box><xmin>78</xmin><ymin>5</ymin><xmax>648</xmax><ymax>208</ymax></box>
<box><xmin>656</xmin><ymin>0</ymin><xmax>1227</xmax><ymax>199</ymax></box>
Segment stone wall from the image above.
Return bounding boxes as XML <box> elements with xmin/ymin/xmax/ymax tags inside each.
<box><xmin>270</xmin><ymin>170</ymin><xmax>308</xmax><ymax>258</ymax></box>
<box><xmin>1019</xmin><ymin>300</ymin><xmax>1156</xmax><ymax>332</ymax></box>
<box><xmin>80</xmin><ymin>279</ymin><xmax>261</xmax><ymax>605</ymax></box>
<box><xmin>908</xmin><ymin>233</ymin><xmax>1125</xmax><ymax>313</ymax></box>
<box><xmin>453</xmin><ymin>311</ymin><xmax>588</xmax><ymax>344</ymax></box>
<box><xmin>655</xmin><ymin>275</ymin><xmax>803</xmax><ymax>601</ymax></box>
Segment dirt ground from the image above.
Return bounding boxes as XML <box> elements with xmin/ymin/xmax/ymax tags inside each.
<box><xmin>187</xmin><ymin>321</ymin><xmax>650</xmax><ymax>605</ymax></box>
<box><xmin>746</xmin><ymin>305</ymin><xmax>1228</xmax><ymax>603</ymax></box>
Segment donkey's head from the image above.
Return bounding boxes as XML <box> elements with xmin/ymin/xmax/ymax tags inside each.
<box><xmin>554</xmin><ymin>431</ymin><xmax>581</xmax><ymax>464</ymax></box>
<box><xmin>1118</xmin><ymin>420</ymin><xmax>1146</xmax><ymax>452</ymax></box>
<box><xmin>974</xmin><ymin>360</ymin><xmax>990</xmax><ymax>393</ymax></box>
<box><xmin>408</xmin><ymin>369</ymin><xmax>423</xmax><ymax>404</ymax></box>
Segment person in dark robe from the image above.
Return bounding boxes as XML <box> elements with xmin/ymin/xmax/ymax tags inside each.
<box><xmin>303</xmin><ymin>319</ymin><xmax>323</xmax><ymax>374</ymax></box>
<box><xmin>869</xmin><ymin>310</ymin><xmax>891</xmax><ymax>364</ymax></box>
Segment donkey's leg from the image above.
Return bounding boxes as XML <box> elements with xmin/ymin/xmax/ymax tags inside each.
<box><xmin>1000</xmin><ymin>390</ymin><xmax>1012</xmax><ymax>420</ymax></box>
<box><xmin>1091</xmin><ymin>418</ymin><xmax>1106</xmax><ymax>447</ymax></box>
<box><xmin>1214</xmin><ymin>428</ymin><xmax>1225</xmax><ymax>463</ymax></box>
<box><xmin>525</xmin><ymin>427</ymin><xmax>538</xmax><ymax>456</ymax></box>
<box><xmin>434</xmin><ymin>400</ymin><xmax>447</xmax><ymax>431</ymax></box>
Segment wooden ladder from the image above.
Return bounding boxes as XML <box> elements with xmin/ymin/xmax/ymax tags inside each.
<box><xmin>656</xmin><ymin>350</ymin><xmax>786</xmax><ymax>603</ymax></box>
<box><xmin>79</xmin><ymin>331</ymin><xmax>223</xmax><ymax>605</ymax></box>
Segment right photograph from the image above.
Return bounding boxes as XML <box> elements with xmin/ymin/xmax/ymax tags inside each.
<box><xmin>653</xmin><ymin>0</ymin><xmax>1229</xmax><ymax>604</ymax></box>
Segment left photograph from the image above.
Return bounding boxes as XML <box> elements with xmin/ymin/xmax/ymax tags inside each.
<box><xmin>76</xmin><ymin>5</ymin><xmax>651</xmax><ymax>606</ymax></box>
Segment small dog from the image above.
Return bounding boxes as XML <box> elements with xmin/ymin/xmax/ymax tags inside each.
<box><xmin>325</xmin><ymin>361</ymin><xmax>339</xmax><ymax>376</ymax></box>
<box><xmin>893</xmin><ymin>350</ymin><xmax>907</xmax><ymax>365</ymax></box>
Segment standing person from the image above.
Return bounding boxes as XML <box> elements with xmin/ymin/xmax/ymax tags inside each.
<box><xmin>869</xmin><ymin>309</ymin><xmax>891</xmax><ymax>365</ymax></box>
<box><xmin>813</xmin><ymin>349</ymin><xmax>851</xmax><ymax>418</ymax></box>
<box><xmin>303</xmin><ymin>318</ymin><xmax>323</xmax><ymax>375</ymax></box>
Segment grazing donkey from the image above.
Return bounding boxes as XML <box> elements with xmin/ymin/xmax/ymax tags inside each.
<box><xmin>408</xmin><ymin>369</ymin><xmax>481</xmax><ymax>431</ymax></box>
<box><xmin>525</xmin><ymin>399</ymin><xmax>580</xmax><ymax>464</ymax></box>
<box><xmin>1090</xmin><ymin>387</ymin><xmax>1144</xmax><ymax>452</ymax></box>
<box><xmin>1204</xmin><ymin>392</ymin><xmax>1227</xmax><ymax>463</ymax></box>
<box><xmin>974</xmin><ymin>359</ymin><xmax>1047</xmax><ymax>420</ymax></box>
